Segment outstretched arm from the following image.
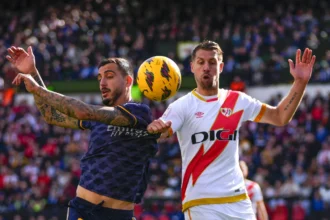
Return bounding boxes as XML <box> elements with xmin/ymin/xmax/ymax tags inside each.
<box><xmin>258</xmin><ymin>48</ymin><xmax>316</xmax><ymax>126</ymax></box>
<box><xmin>7</xmin><ymin>46</ymin><xmax>79</xmax><ymax>129</ymax></box>
<box><xmin>12</xmin><ymin>73</ymin><xmax>132</xmax><ymax>126</ymax></box>
<box><xmin>33</xmin><ymin>86</ymin><xmax>131</xmax><ymax>126</ymax></box>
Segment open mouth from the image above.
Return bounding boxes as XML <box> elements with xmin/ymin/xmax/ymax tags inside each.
<box><xmin>203</xmin><ymin>74</ymin><xmax>211</xmax><ymax>79</ymax></box>
<box><xmin>101</xmin><ymin>88</ymin><xmax>110</xmax><ymax>97</ymax></box>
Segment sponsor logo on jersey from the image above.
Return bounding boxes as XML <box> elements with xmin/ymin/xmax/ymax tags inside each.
<box><xmin>194</xmin><ymin>112</ymin><xmax>204</xmax><ymax>118</ymax></box>
<box><xmin>191</xmin><ymin>129</ymin><xmax>238</xmax><ymax>144</ymax></box>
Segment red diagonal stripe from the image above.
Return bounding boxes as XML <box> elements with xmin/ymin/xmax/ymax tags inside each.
<box><xmin>181</xmin><ymin>91</ymin><xmax>243</xmax><ymax>201</ymax></box>
<box><xmin>181</xmin><ymin>144</ymin><xmax>204</xmax><ymax>200</ymax></box>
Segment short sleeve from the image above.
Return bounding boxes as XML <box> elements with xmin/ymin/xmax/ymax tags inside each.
<box><xmin>160</xmin><ymin>101</ymin><xmax>184</xmax><ymax>136</ymax></box>
<box><xmin>239</xmin><ymin>92</ymin><xmax>266</xmax><ymax>122</ymax></box>
<box><xmin>116</xmin><ymin>102</ymin><xmax>152</xmax><ymax>129</ymax></box>
<box><xmin>253</xmin><ymin>183</ymin><xmax>263</xmax><ymax>202</ymax></box>
<box><xmin>78</xmin><ymin>120</ymin><xmax>96</xmax><ymax>130</ymax></box>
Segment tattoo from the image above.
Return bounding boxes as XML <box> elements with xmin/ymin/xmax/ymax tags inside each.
<box><xmin>284</xmin><ymin>92</ymin><xmax>298</xmax><ymax>111</ymax></box>
<box><xmin>51</xmin><ymin>107</ymin><xmax>66</xmax><ymax>122</ymax></box>
<box><xmin>35</xmin><ymin>87</ymin><xmax>131</xmax><ymax>126</ymax></box>
<box><xmin>31</xmin><ymin>69</ymin><xmax>79</xmax><ymax>128</ymax></box>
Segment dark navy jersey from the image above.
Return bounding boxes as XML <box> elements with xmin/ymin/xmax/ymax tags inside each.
<box><xmin>78</xmin><ymin>102</ymin><xmax>159</xmax><ymax>203</ymax></box>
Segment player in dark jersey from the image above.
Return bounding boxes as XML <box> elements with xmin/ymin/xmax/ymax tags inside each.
<box><xmin>7</xmin><ymin>46</ymin><xmax>171</xmax><ymax>220</ymax></box>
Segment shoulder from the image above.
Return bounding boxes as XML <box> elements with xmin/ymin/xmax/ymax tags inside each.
<box><xmin>119</xmin><ymin>102</ymin><xmax>151</xmax><ymax>114</ymax></box>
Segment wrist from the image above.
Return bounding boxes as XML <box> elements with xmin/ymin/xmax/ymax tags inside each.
<box><xmin>34</xmin><ymin>85</ymin><xmax>43</xmax><ymax>95</ymax></box>
<box><xmin>30</xmin><ymin>67</ymin><xmax>38</xmax><ymax>77</ymax></box>
<box><xmin>293</xmin><ymin>78</ymin><xmax>308</xmax><ymax>86</ymax></box>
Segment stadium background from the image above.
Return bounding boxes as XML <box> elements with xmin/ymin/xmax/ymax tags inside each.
<box><xmin>1</xmin><ymin>0</ymin><xmax>330</xmax><ymax>219</ymax></box>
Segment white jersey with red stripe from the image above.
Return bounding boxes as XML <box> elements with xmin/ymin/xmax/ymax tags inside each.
<box><xmin>246</xmin><ymin>179</ymin><xmax>264</xmax><ymax>214</ymax></box>
<box><xmin>161</xmin><ymin>89</ymin><xmax>266</xmax><ymax>212</ymax></box>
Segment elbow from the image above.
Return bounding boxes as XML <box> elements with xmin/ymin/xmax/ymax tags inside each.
<box><xmin>75</xmin><ymin>111</ymin><xmax>88</xmax><ymax>120</ymax></box>
<box><xmin>278</xmin><ymin>119</ymin><xmax>290</xmax><ymax>127</ymax></box>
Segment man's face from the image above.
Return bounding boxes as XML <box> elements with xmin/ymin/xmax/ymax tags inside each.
<box><xmin>190</xmin><ymin>49</ymin><xmax>224</xmax><ymax>90</ymax></box>
<box><xmin>97</xmin><ymin>63</ymin><xmax>127</xmax><ymax>106</ymax></box>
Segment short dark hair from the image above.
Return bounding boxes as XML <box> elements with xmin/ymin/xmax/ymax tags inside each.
<box><xmin>191</xmin><ymin>40</ymin><xmax>223</xmax><ymax>61</ymax></box>
<box><xmin>98</xmin><ymin>58</ymin><xmax>134</xmax><ymax>78</ymax></box>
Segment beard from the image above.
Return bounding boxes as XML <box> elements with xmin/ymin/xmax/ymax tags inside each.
<box><xmin>102</xmin><ymin>88</ymin><xmax>123</xmax><ymax>106</ymax></box>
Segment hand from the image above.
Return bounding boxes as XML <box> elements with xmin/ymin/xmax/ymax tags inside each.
<box><xmin>147</xmin><ymin>119</ymin><xmax>172</xmax><ymax>134</ymax></box>
<box><xmin>288</xmin><ymin>48</ymin><xmax>316</xmax><ymax>84</ymax></box>
<box><xmin>6</xmin><ymin>46</ymin><xmax>36</xmax><ymax>74</ymax></box>
<box><xmin>12</xmin><ymin>73</ymin><xmax>40</xmax><ymax>93</ymax></box>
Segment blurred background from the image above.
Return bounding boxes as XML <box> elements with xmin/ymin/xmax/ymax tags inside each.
<box><xmin>0</xmin><ymin>0</ymin><xmax>330</xmax><ymax>219</ymax></box>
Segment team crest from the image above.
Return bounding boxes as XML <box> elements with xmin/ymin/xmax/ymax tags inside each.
<box><xmin>220</xmin><ymin>108</ymin><xmax>233</xmax><ymax>117</ymax></box>
<box><xmin>144</xmin><ymin>70</ymin><xmax>154</xmax><ymax>91</ymax></box>
<box><xmin>161</xmin><ymin>61</ymin><xmax>172</xmax><ymax>81</ymax></box>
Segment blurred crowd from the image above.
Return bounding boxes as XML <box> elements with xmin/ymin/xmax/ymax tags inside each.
<box><xmin>0</xmin><ymin>91</ymin><xmax>330</xmax><ymax>219</ymax></box>
<box><xmin>1</xmin><ymin>0</ymin><xmax>330</xmax><ymax>88</ymax></box>
<box><xmin>0</xmin><ymin>0</ymin><xmax>330</xmax><ymax>219</ymax></box>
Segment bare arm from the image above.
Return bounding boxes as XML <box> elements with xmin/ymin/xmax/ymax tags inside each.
<box><xmin>259</xmin><ymin>80</ymin><xmax>306</xmax><ymax>126</ymax></box>
<box><xmin>31</xmin><ymin>68</ymin><xmax>80</xmax><ymax>129</ymax></box>
<box><xmin>33</xmin><ymin>85</ymin><xmax>131</xmax><ymax>126</ymax></box>
<box><xmin>258</xmin><ymin>48</ymin><xmax>316</xmax><ymax>126</ymax></box>
<box><xmin>6</xmin><ymin>46</ymin><xmax>79</xmax><ymax>129</ymax></box>
<box><xmin>256</xmin><ymin>201</ymin><xmax>269</xmax><ymax>220</ymax></box>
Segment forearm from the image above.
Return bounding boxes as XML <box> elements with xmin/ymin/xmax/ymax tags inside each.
<box><xmin>33</xmin><ymin>86</ymin><xmax>131</xmax><ymax>126</ymax></box>
<box><xmin>31</xmin><ymin>69</ymin><xmax>79</xmax><ymax>128</ymax></box>
<box><xmin>257</xmin><ymin>202</ymin><xmax>269</xmax><ymax>220</ymax></box>
<box><xmin>276</xmin><ymin>80</ymin><xmax>307</xmax><ymax>125</ymax></box>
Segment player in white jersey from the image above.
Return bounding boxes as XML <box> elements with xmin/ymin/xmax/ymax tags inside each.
<box><xmin>147</xmin><ymin>40</ymin><xmax>316</xmax><ymax>219</ymax></box>
<box><xmin>240</xmin><ymin>161</ymin><xmax>268</xmax><ymax>220</ymax></box>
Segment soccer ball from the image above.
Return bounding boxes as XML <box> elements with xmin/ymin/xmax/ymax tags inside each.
<box><xmin>136</xmin><ymin>56</ymin><xmax>181</xmax><ymax>101</ymax></box>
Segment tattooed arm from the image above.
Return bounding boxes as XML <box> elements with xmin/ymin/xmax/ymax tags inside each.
<box><xmin>32</xmin><ymin>85</ymin><xmax>131</xmax><ymax>126</ymax></box>
<box><xmin>31</xmin><ymin>69</ymin><xmax>80</xmax><ymax>129</ymax></box>
<box><xmin>13</xmin><ymin>72</ymin><xmax>131</xmax><ymax>126</ymax></box>
<box><xmin>6</xmin><ymin>46</ymin><xmax>79</xmax><ymax>129</ymax></box>
<box><xmin>258</xmin><ymin>48</ymin><xmax>316</xmax><ymax>126</ymax></box>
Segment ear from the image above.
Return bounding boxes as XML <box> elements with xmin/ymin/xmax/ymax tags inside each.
<box><xmin>126</xmin><ymin>75</ymin><xmax>133</xmax><ymax>87</ymax></box>
<box><xmin>219</xmin><ymin>62</ymin><xmax>224</xmax><ymax>74</ymax></box>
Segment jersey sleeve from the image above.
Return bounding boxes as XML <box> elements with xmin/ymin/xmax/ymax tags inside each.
<box><xmin>253</xmin><ymin>183</ymin><xmax>264</xmax><ymax>202</ymax></box>
<box><xmin>160</xmin><ymin>100</ymin><xmax>184</xmax><ymax>136</ymax></box>
<box><xmin>116</xmin><ymin>102</ymin><xmax>152</xmax><ymax>129</ymax></box>
<box><xmin>239</xmin><ymin>92</ymin><xmax>266</xmax><ymax>122</ymax></box>
<box><xmin>78</xmin><ymin>120</ymin><xmax>96</xmax><ymax>130</ymax></box>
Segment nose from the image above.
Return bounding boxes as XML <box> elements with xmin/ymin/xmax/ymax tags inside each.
<box><xmin>99</xmin><ymin>77</ymin><xmax>107</xmax><ymax>86</ymax></box>
<box><xmin>203</xmin><ymin>63</ymin><xmax>210</xmax><ymax>72</ymax></box>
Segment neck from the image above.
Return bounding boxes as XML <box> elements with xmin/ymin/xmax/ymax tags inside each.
<box><xmin>195</xmin><ymin>87</ymin><xmax>218</xmax><ymax>96</ymax></box>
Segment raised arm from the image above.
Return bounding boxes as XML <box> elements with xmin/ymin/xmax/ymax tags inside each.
<box><xmin>7</xmin><ymin>46</ymin><xmax>79</xmax><ymax>129</ymax></box>
<box><xmin>12</xmin><ymin>73</ymin><xmax>132</xmax><ymax>126</ymax></box>
<box><xmin>258</xmin><ymin>48</ymin><xmax>316</xmax><ymax>126</ymax></box>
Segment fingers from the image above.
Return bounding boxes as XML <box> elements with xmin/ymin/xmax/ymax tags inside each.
<box><xmin>288</xmin><ymin>59</ymin><xmax>294</xmax><ymax>70</ymax></box>
<box><xmin>301</xmin><ymin>48</ymin><xmax>309</xmax><ymax>63</ymax></box>
<box><xmin>27</xmin><ymin>46</ymin><xmax>34</xmax><ymax>56</ymax></box>
<box><xmin>309</xmin><ymin>55</ymin><xmax>316</xmax><ymax>67</ymax></box>
<box><xmin>7</xmin><ymin>47</ymin><xmax>16</xmax><ymax>58</ymax></box>
<box><xmin>147</xmin><ymin>119</ymin><xmax>171</xmax><ymax>134</ymax></box>
<box><xmin>12</xmin><ymin>73</ymin><xmax>23</xmax><ymax>86</ymax></box>
<box><xmin>6</xmin><ymin>55</ymin><xmax>14</xmax><ymax>63</ymax></box>
<box><xmin>296</xmin><ymin>49</ymin><xmax>301</xmax><ymax>64</ymax></box>
<box><xmin>307</xmin><ymin>49</ymin><xmax>313</xmax><ymax>63</ymax></box>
